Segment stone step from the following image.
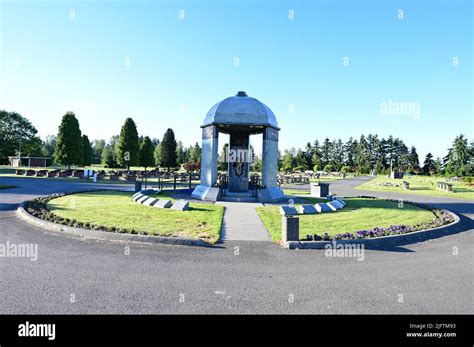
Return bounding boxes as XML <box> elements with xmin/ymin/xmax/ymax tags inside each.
<box><xmin>223</xmin><ymin>190</ymin><xmax>256</xmax><ymax>198</ymax></box>
<box><xmin>220</xmin><ymin>196</ymin><xmax>258</xmax><ymax>202</ymax></box>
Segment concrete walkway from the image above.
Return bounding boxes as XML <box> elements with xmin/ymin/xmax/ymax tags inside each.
<box><xmin>216</xmin><ymin>201</ymin><xmax>271</xmax><ymax>241</ymax></box>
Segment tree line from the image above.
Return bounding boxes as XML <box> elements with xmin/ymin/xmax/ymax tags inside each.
<box><xmin>0</xmin><ymin>109</ymin><xmax>472</xmax><ymax>177</ymax></box>
<box><xmin>54</xmin><ymin>112</ymin><xmax>202</xmax><ymax>171</ymax></box>
<box><xmin>0</xmin><ymin>110</ymin><xmax>201</xmax><ymax>171</ymax></box>
<box><xmin>279</xmin><ymin>134</ymin><xmax>473</xmax><ymax>177</ymax></box>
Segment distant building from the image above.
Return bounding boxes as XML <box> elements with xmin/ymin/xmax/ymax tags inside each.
<box><xmin>8</xmin><ymin>156</ymin><xmax>51</xmax><ymax>167</ymax></box>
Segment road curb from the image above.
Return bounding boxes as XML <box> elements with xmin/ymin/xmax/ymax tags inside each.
<box><xmin>284</xmin><ymin>209</ymin><xmax>461</xmax><ymax>249</ymax></box>
<box><xmin>16</xmin><ymin>201</ymin><xmax>210</xmax><ymax>247</ymax></box>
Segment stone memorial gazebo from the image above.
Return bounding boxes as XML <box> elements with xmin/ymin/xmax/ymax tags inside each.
<box><xmin>192</xmin><ymin>91</ymin><xmax>285</xmax><ymax>203</ymax></box>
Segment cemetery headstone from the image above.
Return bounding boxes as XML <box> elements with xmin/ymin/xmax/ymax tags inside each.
<box><xmin>298</xmin><ymin>204</ymin><xmax>317</xmax><ymax>214</ymax></box>
<box><xmin>327</xmin><ymin>201</ymin><xmax>341</xmax><ymax>211</ymax></box>
<box><xmin>143</xmin><ymin>198</ymin><xmax>158</xmax><ymax>206</ymax></box>
<box><xmin>153</xmin><ymin>199</ymin><xmax>172</xmax><ymax>208</ymax></box>
<box><xmin>315</xmin><ymin>203</ymin><xmax>332</xmax><ymax>213</ymax></box>
<box><xmin>331</xmin><ymin>200</ymin><xmax>344</xmax><ymax>209</ymax></box>
<box><xmin>171</xmin><ymin>199</ymin><xmax>189</xmax><ymax>211</ymax></box>
<box><xmin>137</xmin><ymin>195</ymin><xmax>151</xmax><ymax>204</ymax></box>
<box><xmin>132</xmin><ymin>193</ymin><xmax>144</xmax><ymax>202</ymax></box>
<box><xmin>279</xmin><ymin>205</ymin><xmax>298</xmax><ymax>216</ymax></box>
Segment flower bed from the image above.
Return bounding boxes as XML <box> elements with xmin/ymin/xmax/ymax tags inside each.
<box><xmin>304</xmin><ymin>207</ymin><xmax>455</xmax><ymax>241</ymax></box>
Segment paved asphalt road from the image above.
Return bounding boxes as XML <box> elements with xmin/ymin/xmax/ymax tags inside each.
<box><xmin>0</xmin><ymin>176</ymin><xmax>472</xmax><ymax>314</ymax></box>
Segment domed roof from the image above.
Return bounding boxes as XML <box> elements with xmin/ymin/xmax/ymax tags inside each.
<box><xmin>202</xmin><ymin>91</ymin><xmax>279</xmax><ymax>129</ymax></box>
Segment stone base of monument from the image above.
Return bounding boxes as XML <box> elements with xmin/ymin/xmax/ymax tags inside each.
<box><xmin>191</xmin><ymin>185</ymin><xmax>221</xmax><ymax>202</ymax></box>
<box><xmin>257</xmin><ymin>187</ymin><xmax>285</xmax><ymax>203</ymax></box>
<box><xmin>282</xmin><ymin>216</ymin><xmax>299</xmax><ymax>242</ymax></box>
<box><xmin>310</xmin><ymin>182</ymin><xmax>330</xmax><ymax>198</ymax></box>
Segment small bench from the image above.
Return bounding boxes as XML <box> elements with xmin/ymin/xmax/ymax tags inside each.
<box><xmin>72</xmin><ymin>170</ymin><xmax>84</xmax><ymax>179</ymax></box>
<box><xmin>125</xmin><ymin>174</ymin><xmax>137</xmax><ymax>182</ymax></box>
<box><xmin>56</xmin><ymin>170</ymin><xmax>68</xmax><ymax>178</ymax></box>
<box><xmin>47</xmin><ymin>170</ymin><xmax>59</xmax><ymax>178</ymax></box>
<box><xmin>437</xmin><ymin>182</ymin><xmax>453</xmax><ymax>192</ymax></box>
<box><xmin>35</xmin><ymin>170</ymin><xmax>48</xmax><ymax>177</ymax></box>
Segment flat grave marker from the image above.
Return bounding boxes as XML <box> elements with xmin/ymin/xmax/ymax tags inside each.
<box><xmin>171</xmin><ymin>199</ymin><xmax>189</xmax><ymax>211</ymax></box>
<box><xmin>298</xmin><ymin>204</ymin><xmax>317</xmax><ymax>214</ymax></box>
<box><xmin>315</xmin><ymin>203</ymin><xmax>332</xmax><ymax>213</ymax></box>
<box><xmin>153</xmin><ymin>199</ymin><xmax>172</xmax><ymax>208</ymax></box>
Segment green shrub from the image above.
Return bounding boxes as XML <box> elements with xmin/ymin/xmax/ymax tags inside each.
<box><xmin>340</xmin><ymin>166</ymin><xmax>351</xmax><ymax>174</ymax></box>
<box><xmin>323</xmin><ymin>164</ymin><xmax>333</xmax><ymax>172</ymax></box>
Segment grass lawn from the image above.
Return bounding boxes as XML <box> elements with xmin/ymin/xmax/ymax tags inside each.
<box><xmin>256</xmin><ymin>197</ymin><xmax>435</xmax><ymax>241</ymax></box>
<box><xmin>47</xmin><ymin>191</ymin><xmax>224</xmax><ymax>243</ymax></box>
<box><xmin>283</xmin><ymin>189</ymin><xmax>310</xmax><ymax>195</ymax></box>
<box><xmin>355</xmin><ymin>175</ymin><xmax>474</xmax><ymax>200</ymax></box>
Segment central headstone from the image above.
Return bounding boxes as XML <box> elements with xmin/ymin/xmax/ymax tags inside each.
<box><xmin>228</xmin><ymin>131</ymin><xmax>249</xmax><ymax>192</ymax></box>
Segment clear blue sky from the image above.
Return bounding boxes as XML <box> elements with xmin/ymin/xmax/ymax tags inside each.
<box><xmin>0</xmin><ymin>0</ymin><xmax>472</xmax><ymax>159</ymax></box>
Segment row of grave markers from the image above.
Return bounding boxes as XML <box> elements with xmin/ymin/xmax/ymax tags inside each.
<box><xmin>280</xmin><ymin>199</ymin><xmax>346</xmax><ymax>216</ymax></box>
<box><xmin>132</xmin><ymin>191</ymin><xmax>189</xmax><ymax>211</ymax></box>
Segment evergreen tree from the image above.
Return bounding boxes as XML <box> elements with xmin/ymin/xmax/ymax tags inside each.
<box><xmin>311</xmin><ymin>140</ymin><xmax>322</xmax><ymax>168</ymax></box>
<box><xmin>116</xmin><ymin>118</ymin><xmax>139</xmax><ymax>170</ymax></box>
<box><xmin>54</xmin><ymin>111</ymin><xmax>83</xmax><ymax>169</ymax></box>
<box><xmin>332</xmin><ymin>138</ymin><xmax>344</xmax><ymax>170</ymax></box>
<box><xmin>343</xmin><ymin>137</ymin><xmax>357</xmax><ymax>169</ymax></box>
<box><xmin>303</xmin><ymin>142</ymin><xmax>313</xmax><ymax>170</ymax></box>
<box><xmin>295</xmin><ymin>149</ymin><xmax>307</xmax><ymax>170</ymax></box>
<box><xmin>282</xmin><ymin>148</ymin><xmax>296</xmax><ymax>172</ymax></box>
<box><xmin>153</xmin><ymin>143</ymin><xmax>162</xmax><ymax>168</ymax></box>
<box><xmin>189</xmin><ymin>142</ymin><xmax>201</xmax><ymax>163</ymax></box>
<box><xmin>101</xmin><ymin>145</ymin><xmax>116</xmax><ymax>168</ymax></box>
<box><xmin>434</xmin><ymin>157</ymin><xmax>444</xmax><ymax>175</ymax></box>
<box><xmin>408</xmin><ymin>146</ymin><xmax>420</xmax><ymax>172</ymax></box>
<box><xmin>444</xmin><ymin>134</ymin><xmax>471</xmax><ymax>176</ymax></box>
<box><xmin>422</xmin><ymin>152</ymin><xmax>435</xmax><ymax>175</ymax></box>
<box><xmin>81</xmin><ymin>134</ymin><xmax>93</xmax><ymax>167</ymax></box>
<box><xmin>320</xmin><ymin>138</ymin><xmax>332</xmax><ymax>168</ymax></box>
<box><xmin>92</xmin><ymin>139</ymin><xmax>106</xmax><ymax>164</ymax></box>
<box><xmin>42</xmin><ymin>135</ymin><xmax>57</xmax><ymax>159</ymax></box>
<box><xmin>356</xmin><ymin>134</ymin><xmax>370</xmax><ymax>174</ymax></box>
<box><xmin>139</xmin><ymin>136</ymin><xmax>155</xmax><ymax>170</ymax></box>
<box><xmin>159</xmin><ymin>128</ymin><xmax>178</xmax><ymax>171</ymax></box>
<box><xmin>218</xmin><ymin>144</ymin><xmax>229</xmax><ymax>171</ymax></box>
<box><xmin>176</xmin><ymin>141</ymin><xmax>186</xmax><ymax>164</ymax></box>
<box><xmin>384</xmin><ymin>135</ymin><xmax>396</xmax><ymax>170</ymax></box>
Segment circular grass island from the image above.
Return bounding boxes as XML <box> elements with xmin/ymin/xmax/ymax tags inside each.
<box><xmin>43</xmin><ymin>190</ymin><xmax>224</xmax><ymax>244</ymax></box>
<box><xmin>23</xmin><ymin>191</ymin><xmax>454</xmax><ymax>246</ymax></box>
<box><xmin>256</xmin><ymin>197</ymin><xmax>454</xmax><ymax>242</ymax></box>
